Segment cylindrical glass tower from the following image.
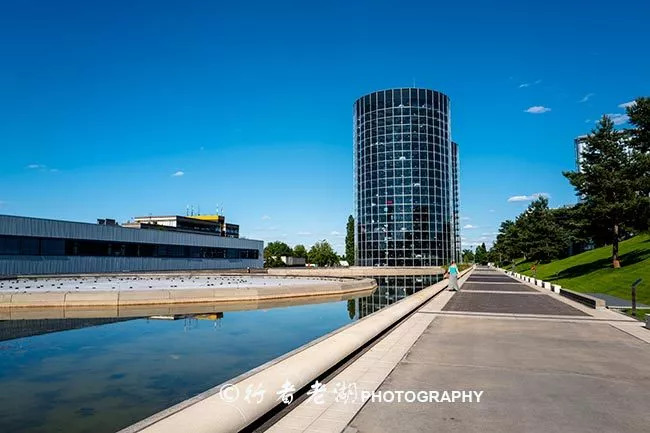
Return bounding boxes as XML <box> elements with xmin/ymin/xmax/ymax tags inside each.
<box><xmin>354</xmin><ymin>88</ymin><xmax>454</xmax><ymax>267</ymax></box>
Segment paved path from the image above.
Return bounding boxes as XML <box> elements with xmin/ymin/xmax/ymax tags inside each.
<box><xmin>267</xmin><ymin>267</ymin><xmax>650</xmax><ymax>433</ymax></box>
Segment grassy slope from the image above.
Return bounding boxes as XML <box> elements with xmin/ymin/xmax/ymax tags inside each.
<box><xmin>514</xmin><ymin>233</ymin><xmax>650</xmax><ymax>306</ymax></box>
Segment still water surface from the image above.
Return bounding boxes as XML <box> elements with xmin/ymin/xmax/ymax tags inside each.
<box><xmin>0</xmin><ymin>275</ymin><xmax>438</xmax><ymax>433</ymax></box>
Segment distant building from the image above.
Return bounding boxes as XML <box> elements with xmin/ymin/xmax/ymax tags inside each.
<box><xmin>574</xmin><ymin>135</ymin><xmax>589</xmax><ymax>173</ymax></box>
<box><xmin>280</xmin><ymin>256</ymin><xmax>306</xmax><ymax>267</ymax></box>
<box><xmin>0</xmin><ymin>214</ymin><xmax>262</xmax><ymax>275</ymax></box>
<box><xmin>123</xmin><ymin>214</ymin><xmax>239</xmax><ymax>238</ymax></box>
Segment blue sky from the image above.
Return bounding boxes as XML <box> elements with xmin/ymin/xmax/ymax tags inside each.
<box><xmin>1</xmin><ymin>0</ymin><xmax>648</xmax><ymax>253</ymax></box>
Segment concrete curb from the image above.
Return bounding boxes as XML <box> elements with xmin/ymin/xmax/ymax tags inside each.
<box><xmin>0</xmin><ymin>279</ymin><xmax>377</xmax><ymax>308</ymax></box>
<box><xmin>267</xmin><ymin>266</ymin><xmax>445</xmax><ymax>277</ymax></box>
<box><xmin>121</xmin><ymin>267</ymin><xmax>473</xmax><ymax>433</ymax></box>
<box><xmin>500</xmin><ymin>269</ymin><xmax>605</xmax><ymax>309</ymax></box>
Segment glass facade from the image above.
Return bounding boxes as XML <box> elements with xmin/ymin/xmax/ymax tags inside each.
<box><xmin>354</xmin><ymin>88</ymin><xmax>458</xmax><ymax>266</ymax></box>
<box><xmin>451</xmin><ymin>141</ymin><xmax>461</xmax><ymax>261</ymax></box>
<box><xmin>0</xmin><ymin>235</ymin><xmax>259</xmax><ymax>260</ymax></box>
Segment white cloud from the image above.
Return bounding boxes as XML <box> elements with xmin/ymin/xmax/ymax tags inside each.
<box><xmin>524</xmin><ymin>106</ymin><xmax>551</xmax><ymax>114</ymax></box>
<box><xmin>618</xmin><ymin>100</ymin><xmax>636</xmax><ymax>109</ymax></box>
<box><xmin>460</xmin><ymin>216</ymin><xmax>471</xmax><ymax>221</ymax></box>
<box><xmin>488</xmin><ymin>209</ymin><xmax>495</xmax><ymax>213</ymax></box>
<box><xmin>519</xmin><ymin>80</ymin><xmax>541</xmax><ymax>88</ymax></box>
<box><xmin>463</xmin><ymin>224</ymin><xmax>478</xmax><ymax>229</ymax></box>
<box><xmin>579</xmin><ymin>93</ymin><xmax>594</xmax><ymax>103</ymax></box>
<box><xmin>330</xmin><ymin>230</ymin><xmax>343</xmax><ymax>236</ymax></box>
<box><xmin>507</xmin><ymin>192</ymin><xmax>550</xmax><ymax>202</ymax></box>
<box><xmin>585</xmin><ymin>119</ymin><xmax>591</xmax><ymax>123</ymax></box>
<box><xmin>297</xmin><ymin>231</ymin><xmax>312</xmax><ymax>236</ymax></box>
<box><xmin>605</xmin><ymin>113</ymin><xmax>629</xmax><ymax>125</ymax></box>
<box><xmin>261</xmin><ymin>215</ymin><xmax>271</xmax><ymax>220</ymax></box>
<box><xmin>27</xmin><ymin>163</ymin><xmax>45</xmax><ymax>169</ymax></box>
<box><xmin>172</xmin><ymin>171</ymin><xmax>185</xmax><ymax>177</ymax></box>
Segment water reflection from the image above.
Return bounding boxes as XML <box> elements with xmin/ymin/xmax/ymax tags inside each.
<box><xmin>353</xmin><ymin>274</ymin><xmax>441</xmax><ymax>319</ymax></box>
<box><xmin>0</xmin><ymin>275</ymin><xmax>437</xmax><ymax>433</ymax></box>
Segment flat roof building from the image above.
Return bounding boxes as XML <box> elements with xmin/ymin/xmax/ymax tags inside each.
<box><xmin>0</xmin><ymin>214</ymin><xmax>262</xmax><ymax>275</ymax></box>
<box><xmin>123</xmin><ymin>214</ymin><xmax>239</xmax><ymax>238</ymax></box>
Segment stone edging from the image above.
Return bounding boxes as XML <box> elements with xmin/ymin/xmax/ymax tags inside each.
<box><xmin>500</xmin><ymin>269</ymin><xmax>606</xmax><ymax>309</ymax></box>
<box><xmin>0</xmin><ymin>278</ymin><xmax>377</xmax><ymax>308</ymax></box>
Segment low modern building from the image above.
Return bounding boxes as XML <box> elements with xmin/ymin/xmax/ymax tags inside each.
<box><xmin>123</xmin><ymin>214</ymin><xmax>239</xmax><ymax>238</ymax></box>
<box><xmin>0</xmin><ymin>214</ymin><xmax>262</xmax><ymax>275</ymax></box>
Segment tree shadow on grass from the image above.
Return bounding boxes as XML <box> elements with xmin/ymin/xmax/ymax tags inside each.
<box><xmin>546</xmin><ymin>249</ymin><xmax>650</xmax><ymax>281</ymax></box>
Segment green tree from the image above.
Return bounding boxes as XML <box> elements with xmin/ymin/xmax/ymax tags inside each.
<box><xmin>491</xmin><ymin>220</ymin><xmax>520</xmax><ymax>264</ymax></box>
<box><xmin>308</xmin><ymin>240</ymin><xmax>339</xmax><ymax>267</ymax></box>
<box><xmin>263</xmin><ymin>241</ymin><xmax>293</xmax><ymax>267</ymax></box>
<box><xmin>293</xmin><ymin>244</ymin><xmax>308</xmax><ymax>259</ymax></box>
<box><xmin>461</xmin><ymin>249</ymin><xmax>474</xmax><ymax>263</ymax></box>
<box><xmin>516</xmin><ymin>197</ymin><xmax>569</xmax><ymax>263</ymax></box>
<box><xmin>626</xmin><ymin>97</ymin><xmax>650</xmax><ymax>230</ymax></box>
<box><xmin>345</xmin><ymin>215</ymin><xmax>355</xmax><ymax>265</ymax></box>
<box><xmin>474</xmin><ymin>243</ymin><xmax>488</xmax><ymax>265</ymax></box>
<box><xmin>564</xmin><ymin>115</ymin><xmax>644</xmax><ymax>268</ymax></box>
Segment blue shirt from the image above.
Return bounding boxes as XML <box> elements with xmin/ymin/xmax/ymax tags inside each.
<box><xmin>449</xmin><ymin>264</ymin><xmax>458</xmax><ymax>275</ymax></box>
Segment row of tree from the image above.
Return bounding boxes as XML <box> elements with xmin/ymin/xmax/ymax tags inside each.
<box><xmin>490</xmin><ymin>97</ymin><xmax>650</xmax><ymax>268</ymax></box>
<box><xmin>264</xmin><ymin>240</ymin><xmax>341</xmax><ymax>267</ymax></box>
<box><xmin>264</xmin><ymin>214</ymin><xmax>358</xmax><ymax>268</ymax></box>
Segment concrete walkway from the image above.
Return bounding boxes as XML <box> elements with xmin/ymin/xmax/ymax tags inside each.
<box><xmin>268</xmin><ymin>267</ymin><xmax>650</xmax><ymax>433</ymax></box>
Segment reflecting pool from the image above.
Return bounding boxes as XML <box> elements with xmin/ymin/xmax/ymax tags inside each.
<box><xmin>0</xmin><ymin>274</ymin><xmax>439</xmax><ymax>433</ymax></box>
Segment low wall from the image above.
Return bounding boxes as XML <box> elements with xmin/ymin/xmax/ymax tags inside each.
<box><xmin>0</xmin><ymin>278</ymin><xmax>377</xmax><ymax>309</ymax></box>
<box><xmin>121</xmin><ymin>267</ymin><xmax>473</xmax><ymax>433</ymax></box>
<box><xmin>502</xmin><ymin>269</ymin><xmax>605</xmax><ymax>309</ymax></box>
<box><xmin>267</xmin><ymin>266</ymin><xmax>445</xmax><ymax>277</ymax></box>
<box><xmin>559</xmin><ymin>288</ymin><xmax>606</xmax><ymax>309</ymax></box>
<box><xmin>0</xmin><ymin>290</ymin><xmax>375</xmax><ymax>321</ymax></box>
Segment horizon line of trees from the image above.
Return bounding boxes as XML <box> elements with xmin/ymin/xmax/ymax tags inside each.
<box><xmin>265</xmin><ymin>214</ymin><xmax>357</xmax><ymax>268</ymax></box>
<box><xmin>490</xmin><ymin>97</ymin><xmax>650</xmax><ymax>268</ymax></box>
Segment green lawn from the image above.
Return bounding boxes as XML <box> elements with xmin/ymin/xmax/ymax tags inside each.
<box><xmin>621</xmin><ymin>308</ymin><xmax>650</xmax><ymax>322</ymax></box>
<box><xmin>513</xmin><ymin>233</ymin><xmax>650</xmax><ymax>306</ymax></box>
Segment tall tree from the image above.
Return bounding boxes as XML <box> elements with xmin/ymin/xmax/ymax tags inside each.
<box><xmin>308</xmin><ymin>240</ymin><xmax>339</xmax><ymax>267</ymax></box>
<box><xmin>626</xmin><ymin>97</ymin><xmax>650</xmax><ymax>230</ymax></box>
<box><xmin>474</xmin><ymin>243</ymin><xmax>488</xmax><ymax>265</ymax></box>
<box><xmin>516</xmin><ymin>197</ymin><xmax>569</xmax><ymax>263</ymax></box>
<box><xmin>345</xmin><ymin>215</ymin><xmax>355</xmax><ymax>265</ymax></box>
<box><xmin>461</xmin><ymin>249</ymin><xmax>474</xmax><ymax>263</ymax></box>
<box><xmin>563</xmin><ymin>115</ymin><xmax>642</xmax><ymax>268</ymax></box>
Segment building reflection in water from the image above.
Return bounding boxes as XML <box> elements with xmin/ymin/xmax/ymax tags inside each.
<box><xmin>351</xmin><ymin>274</ymin><xmax>441</xmax><ymax>319</ymax></box>
<box><xmin>0</xmin><ymin>313</ymin><xmax>226</xmax><ymax>342</ymax></box>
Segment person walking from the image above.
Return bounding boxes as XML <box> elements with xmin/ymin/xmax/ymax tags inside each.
<box><xmin>446</xmin><ymin>260</ymin><xmax>460</xmax><ymax>292</ymax></box>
